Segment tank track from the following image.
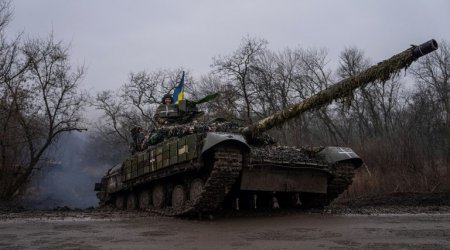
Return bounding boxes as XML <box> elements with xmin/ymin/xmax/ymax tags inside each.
<box><xmin>150</xmin><ymin>146</ymin><xmax>243</xmax><ymax>216</ymax></box>
<box><xmin>304</xmin><ymin>162</ymin><xmax>357</xmax><ymax>208</ymax></box>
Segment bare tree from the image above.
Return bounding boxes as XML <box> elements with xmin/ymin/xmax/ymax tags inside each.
<box><xmin>410</xmin><ymin>40</ymin><xmax>450</xmax><ymax>126</ymax></box>
<box><xmin>0</xmin><ymin>1</ymin><xmax>28</xmax><ymax>86</ymax></box>
<box><xmin>336</xmin><ymin>46</ymin><xmax>405</xmax><ymax>141</ymax></box>
<box><xmin>212</xmin><ymin>36</ymin><xmax>267</xmax><ymax>123</ymax></box>
<box><xmin>289</xmin><ymin>47</ymin><xmax>348</xmax><ymax>145</ymax></box>
<box><xmin>409</xmin><ymin>40</ymin><xmax>450</xmax><ymax>167</ymax></box>
<box><xmin>246</xmin><ymin>51</ymin><xmax>276</xmax><ymax>117</ymax></box>
<box><xmin>0</xmin><ymin>33</ymin><xmax>87</xmax><ymax>201</ymax></box>
<box><xmin>0</xmin><ymin>0</ymin><xmax>11</xmax><ymax>30</ymax></box>
<box><xmin>94</xmin><ymin>90</ymin><xmax>132</xmax><ymax>145</ymax></box>
<box><xmin>194</xmin><ymin>73</ymin><xmax>240</xmax><ymax>120</ymax></box>
<box><xmin>250</xmin><ymin>48</ymin><xmax>298</xmax><ymax>117</ymax></box>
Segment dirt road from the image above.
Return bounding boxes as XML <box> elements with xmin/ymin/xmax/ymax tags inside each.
<box><xmin>1</xmin><ymin>211</ymin><xmax>450</xmax><ymax>249</ymax></box>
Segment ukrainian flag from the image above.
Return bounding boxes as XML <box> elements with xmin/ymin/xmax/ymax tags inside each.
<box><xmin>172</xmin><ymin>71</ymin><xmax>185</xmax><ymax>104</ymax></box>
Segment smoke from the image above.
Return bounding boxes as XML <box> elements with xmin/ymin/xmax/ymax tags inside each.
<box><xmin>20</xmin><ymin>131</ymin><xmax>125</xmax><ymax>209</ymax></box>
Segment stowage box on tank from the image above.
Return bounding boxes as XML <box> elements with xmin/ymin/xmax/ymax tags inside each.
<box><xmin>95</xmin><ymin>39</ymin><xmax>438</xmax><ymax>216</ymax></box>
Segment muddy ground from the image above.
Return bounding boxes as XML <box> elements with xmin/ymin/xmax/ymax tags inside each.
<box><xmin>1</xmin><ymin>192</ymin><xmax>450</xmax><ymax>249</ymax></box>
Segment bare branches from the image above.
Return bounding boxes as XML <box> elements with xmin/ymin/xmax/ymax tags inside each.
<box><xmin>0</xmin><ymin>0</ymin><xmax>11</xmax><ymax>31</ymax></box>
<box><xmin>212</xmin><ymin>36</ymin><xmax>268</xmax><ymax>123</ymax></box>
<box><xmin>0</xmin><ymin>16</ymin><xmax>87</xmax><ymax>200</ymax></box>
<box><xmin>20</xmin><ymin>37</ymin><xmax>87</xmax><ymax>149</ymax></box>
<box><xmin>194</xmin><ymin>73</ymin><xmax>240</xmax><ymax>120</ymax></box>
<box><xmin>94</xmin><ymin>90</ymin><xmax>130</xmax><ymax>144</ymax></box>
<box><xmin>411</xmin><ymin>40</ymin><xmax>450</xmax><ymax>125</ymax></box>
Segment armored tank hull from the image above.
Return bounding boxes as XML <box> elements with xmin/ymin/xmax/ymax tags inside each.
<box><xmin>95</xmin><ymin>127</ymin><xmax>362</xmax><ymax>216</ymax></box>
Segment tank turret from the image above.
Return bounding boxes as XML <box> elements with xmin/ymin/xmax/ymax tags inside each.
<box><xmin>154</xmin><ymin>99</ymin><xmax>203</xmax><ymax>125</ymax></box>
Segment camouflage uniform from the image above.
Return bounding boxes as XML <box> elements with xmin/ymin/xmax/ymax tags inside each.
<box><xmin>130</xmin><ymin>126</ymin><xmax>146</xmax><ymax>154</ymax></box>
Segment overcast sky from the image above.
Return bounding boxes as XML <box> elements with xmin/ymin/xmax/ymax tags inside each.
<box><xmin>7</xmin><ymin>0</ymin><xmax>450</xmax><ymax>93</ymax></box>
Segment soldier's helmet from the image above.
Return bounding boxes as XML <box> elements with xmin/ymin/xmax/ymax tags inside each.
<box><xmin>162</xmin><ymin>94</ymin><xmax>173</xmax><ymax>104</ymax></box>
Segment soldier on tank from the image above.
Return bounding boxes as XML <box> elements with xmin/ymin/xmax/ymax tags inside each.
<box><xmin>130</xmin><ymin>126</ymin><xmax>146</xmax><ymax>154</ymax></box>
<box><xmin>143</xmin><ymin>94</ymin><xmax>179</xmax><ymax>148</ymax></box>
<box><xmin>130</xmin><ymin>92</ymin><xmax>176</xmax><ymax>152</ymax></box>
<box><xmin>162</xmin><ymin>93</ymin><xmax>173</xmax><ymax>105</ymax></box>
<box><xmin>154</xmin><ymin>93</ymin><xmax>180</xmax><ymax>126</ymax></box>
<box><xmin>145</xmin><ymin>92</ymin><xmax>207</xmax><ymax>147</ymax></box>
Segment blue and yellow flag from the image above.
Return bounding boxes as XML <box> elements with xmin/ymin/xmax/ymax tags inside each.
<box><xmin>172</xmin><ymin>71</ymin><xmax>185</xmax><ymax>104</ymax></box>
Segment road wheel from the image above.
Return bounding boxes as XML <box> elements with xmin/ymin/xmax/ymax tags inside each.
<box><xmin>115</xmin><ymin>193</ymin><xmax>126</xmax><ymax>210</ymax></box>
<box><xmin>126</xmin><ymin>192</ymin><xmax>138</xmax><ymax>210</ymax></box>
<box><xmin>189</xmin><ymin>178</ymin><xmax>204</xmax><ymax>202</ymax></box>
<box><xmin>152</xmin><ymin>184</ymin><xmax>166</xmax><ymax>208</ymax></box>
<box><xmin>138</xmin><ymin>188</ymin><xmax>151</xmax><ymax>209</ymax></box>
<box><xmin>172</xmin><ymin>185</ymin><xmax>186</xmax><ymax>210</ymax></box>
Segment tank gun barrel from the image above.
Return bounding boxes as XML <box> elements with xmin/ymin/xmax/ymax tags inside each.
<box><xmin>240</xmin><ymin>39</ymin><xmax>438</xmax><ymax>140</ymax></box>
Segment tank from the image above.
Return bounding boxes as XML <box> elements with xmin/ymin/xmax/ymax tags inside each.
<box><xmin>94</xmin><ymin>39</ymin><xmax>438</xmax><ymax>216</ymax></box>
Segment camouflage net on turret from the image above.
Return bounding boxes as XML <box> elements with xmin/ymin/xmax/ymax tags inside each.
<box><xmin>141</xmin><ymin>119</ymin><xmax>280</xmax><ymax>150</ymax></box>
<box><xmin>144</xmin><ymin>121</ymin><xmax>242</xmax><ymax>147</ymax></box>
<box><xmin>250</xmin><ymin>145</ymin><xmax>327</xmax><ymax>167</ymax></box>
